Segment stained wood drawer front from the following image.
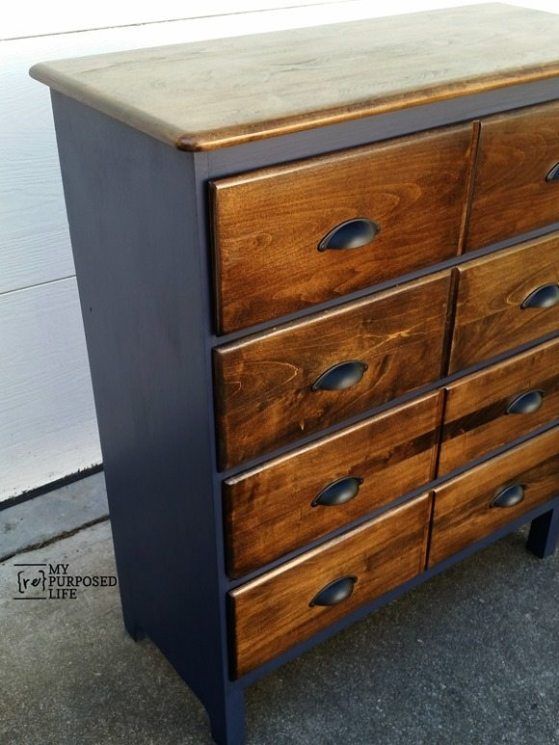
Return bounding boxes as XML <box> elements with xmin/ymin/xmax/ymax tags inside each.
<box><xmin>467</xmin><ymin>101</ymin><xmax>559</xmax><ymax>251</ymax></box>
<box><xmin>430</xmin><ymin>426</ymin><xmax>559</xmax><ymax>566</ymax></box>
<box><xmin>230</xmin><ymin>494</ymin><xmax>431</xmax><ymax>677</ymax></box>
<box><xmin>440</xmin><ymin>338</ymin><xmax>559</xmax><ymax>475</ymax></box>
<box><xmin>449</xmin><ymin>234</ymin><xmax>559</xmax><ymax>372</ymax></box>
<box><xmin>215</xmin><ymin>272</ymin><xmax>451</xmax><ymax>469</ymax></box>
<box><xmin>224</xmin><ymin>392</ymin><xmax>441</xmax><ymax>577</ymax></box>
<box><xmin>210</xmin><ymin>124</ymin><xmax>472</xmax><ymax>332</ymax></box>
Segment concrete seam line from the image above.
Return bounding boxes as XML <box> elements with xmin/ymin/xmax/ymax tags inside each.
<box><xmin>0</xmin><ymin>514</ymin><xmax>110</xmax><ymax>565</ymax></box>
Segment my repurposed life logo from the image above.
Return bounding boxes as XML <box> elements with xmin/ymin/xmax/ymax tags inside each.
<box><xmin>13</xmin><ymin>562</ymin><xmax>117</xmax><ymax>600</ymax></box>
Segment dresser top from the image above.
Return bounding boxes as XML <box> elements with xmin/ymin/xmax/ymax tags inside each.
<box><xmin>31</xmin><ymin>4</ymin><xmax>559</xmax><ymax>152</ymax></box>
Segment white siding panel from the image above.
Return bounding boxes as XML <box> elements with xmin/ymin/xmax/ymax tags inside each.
<box><xmin>1</xmin><ymin>1</ymin><xmax>346</xmax><ymax>40</ymax></box>
<box><xmin>0</xmin><ymin>279</ymin><xmax>101</xmax><ymax>501</ymax></box>
<box><xmin>1</xmin><ymin>42</ymin><xmax>74</xmax><ymax>295</ymax></box>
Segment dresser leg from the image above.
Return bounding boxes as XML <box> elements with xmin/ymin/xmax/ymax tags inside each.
<box><xmin>208</xmin><ymin>688</ymin><xmax>245</xmax><ymax>745</ymax></box>
<box><xmin>527</xmin><ymin>507</ymin><xmax>559</xmax><ymax>559</ymax></box>
<box><xmin>121</xmin><ymin>602</ymin><xmax>145</xmax><ymax>641</ymax></box>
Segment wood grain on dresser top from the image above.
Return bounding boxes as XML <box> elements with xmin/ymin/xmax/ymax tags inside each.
<box><xmin>29</xmin><ymin>5</ymin><xmax>559</xmax><ymax>151</ymax></box>
<box><xmin>440</xmin><ymin>338</ymin><xmax>559</xmax><ymax>475</ymax></box>
<box><xmin>449</xmin><ymin>233</ymin><xmax>559</xmax><ymax>372</ymax></box>
<box><xmin>214</xmin><ymin>272</ymin><xmax>451</xmax><ymax>469</ymax></box>
<box><xmin>224</xmin><ymin>392</ymin><xmax>442</xmax><ymax>578</ymax></box>
<box><xmin>211</xmin><ymin>124</ymin><xmax>473</xmax><ymax>332</ymax></box>
<box><xmin>230</xmin><ymin>494</ymin><xmax>431</xmax><ymax>678</ymax></box>
<box><xmin>430</xmin><ymin>426</ymin><xmax>559</xmax><ymax>566</ymax></box>
<box><xmin>466</xmin><ymin>100</ymin><xmax>559</xmax><ymax>250</ymax></box>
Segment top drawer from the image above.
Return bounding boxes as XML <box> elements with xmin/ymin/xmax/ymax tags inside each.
<box><xmin>467</xmin><ymin>101</ymin><xmax>559</xmax><ymax>250</ymax></box>
<box><xmin>210</xmin><ymin>124</ymin><xmax>473</xmax><ymax>333</ymax></box>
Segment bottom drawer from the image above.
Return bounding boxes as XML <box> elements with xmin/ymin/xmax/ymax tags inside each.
<box><xmin>230</xmin><ymin>494</ymin><xmax>431</xmax><ymax>678</ymax></box>
<box><xmin>430</xmin><ymin>426</ymin><xmax>559</xmax><ymax>566</ymax></box>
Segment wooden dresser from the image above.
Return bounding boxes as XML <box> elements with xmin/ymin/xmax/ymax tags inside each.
<box><xmin>31</xmin><ymin>5</ymin><xmax>559</xmax><ymax>743</ymax></box>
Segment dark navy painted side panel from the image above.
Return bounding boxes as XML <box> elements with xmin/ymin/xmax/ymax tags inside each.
<box><xmin>50</xmin><ymin>92</ymin><xmax>243</xmax><ymax>743</ymax></box>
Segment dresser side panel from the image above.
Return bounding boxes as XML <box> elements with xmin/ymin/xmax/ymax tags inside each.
<box><xmin>50</xmin><ymin>92</ymin><xmax>230</xmax><ymax>709</ymax></box>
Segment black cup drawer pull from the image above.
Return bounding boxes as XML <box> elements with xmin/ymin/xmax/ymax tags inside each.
<box><xmin>318</xmin><ymin>218</ymin><xmax>379</xmax><ymax>252</ymax></box>
<box><xmin>310</xmin><ymin>576</ymin><xmax>357</xmax><ymax>607</ymax></box>
<box><xmin>311</xmin><ymin>476</ymin><xmax>364</xmax><ymax>507</ymax></box>
<box><xmin>312</xmin><ymin>360</ymin><xmax>368</xmax><ymax>392</ymax></box>
<box><xmin>545</xmin><ymin>162</ymin><xmax>559</xmax><ymax>182</ymax></box>
<box><xmin>506</xmin><ymin>389</ymin><xmax>544</xmax><ymax>415</ymax></box>
<box><xmin>520</xmin><ymin>283</ymin><xmax>559</xmax><ymax>309</ymax></box>
<box><xmin>491</xmin><ymin>483</ymin><xmax>525</xmax><ymax>509</ymax></box>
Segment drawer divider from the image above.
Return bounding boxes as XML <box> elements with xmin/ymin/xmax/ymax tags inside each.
<box><xmin>458</xmin><ymin>119</ymin><xmax>482</xmax><ymax>256</ymax></box>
